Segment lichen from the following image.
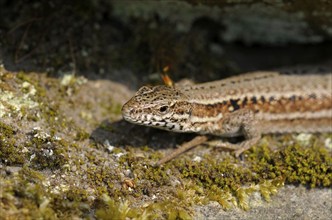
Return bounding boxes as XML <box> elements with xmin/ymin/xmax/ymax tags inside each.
<box><xmin>0</xmin><ymin>89</ymin><xmax>38</xmax><ymax>118</ymax></box>
<box><xmin>0</xmin><ymin>68</ymin><xmax>331</xmax><ymax>219</ymax></box>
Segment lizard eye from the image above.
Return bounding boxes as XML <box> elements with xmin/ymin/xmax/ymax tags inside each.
<box><xmin>159</xmin><ymin>106</ymin><xmax>168</xmax><ymax>113</ymax></box>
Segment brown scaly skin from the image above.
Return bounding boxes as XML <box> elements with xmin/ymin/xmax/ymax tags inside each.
<box><xmin>122</xmin><ymin>71</ymin><xmax>332</xmax><ymax>157</ymax></box>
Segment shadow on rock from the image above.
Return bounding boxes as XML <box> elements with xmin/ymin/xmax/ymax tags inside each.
<box><xmin>90</xmin><ymin>119</ymin><xmax>196</xmax><ymax>151</ymax></box>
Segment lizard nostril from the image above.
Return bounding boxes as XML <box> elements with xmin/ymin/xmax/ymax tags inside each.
<box><xmin>121</xmin><ymin>103</ymin><xmax>134</xmax><ymax>119</ymax></box>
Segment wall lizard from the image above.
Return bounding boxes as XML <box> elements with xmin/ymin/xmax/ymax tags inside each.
<box><xmin>122</xmin><ymin>71</ymin><xmax>332</xmax><ymax>163</ymax></box>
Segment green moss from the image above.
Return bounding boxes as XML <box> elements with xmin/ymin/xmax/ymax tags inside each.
<box><xmin>92</xmin><ymin>134</ymin><xmax>330</xmax><ymax>213</ymax></box>
<box><xmin>282</xmin><ymin>145</ymin><xmax>331</xmax><ymax>187</ymax></box>
<box><xmin>96</xmin><ymin>194</ymin><xmax>194</xmax><ymax>220</ymax></box>
<box><xmin>169</xmin><ymin>154</ymin><xmax>285</xmax><ymax>210</ymax></box>
<box><xmin>20</xmin><ymin>166</ymin><xmax>45</xmax><ymax>182</ymax></box>
<box><xmin>0</xmin><ymin>121</ymin><xmax>15</xmax><ymax>135</ymax></box>
<box><xmin>140</xmin><ymin>165</ymin><xmax>171</xmax><ymax>186</ymax></box>
<box><xmin>160</xmin><ymin>200</ymin><xmax>193</xmax><ymax>219</ymax></box>
<box><xmin>249</xmin><ymin>143</ymin><xmax>332</xmax><ymax>188</ymax></box>
<box><xmin>96</xmin><ymin>195</ymin><xmax>143</xmax><ymax>220</ymax></box>
<box><xmin>259</xmin><ymin>178</ymin><xmax>284</xmax><ymax>202</ymax></box>
<box><xmin>29</xmin><ymin>146</ymin><xmax>67</xmax><ymax>170</ymax></box>
<box><xmin>0</xmin><ymin>122</ymin><xmax>26</xmax><ymax>165</ymax></box>
<box><xmin>177</xmin><ymin>158</ymin><xmax>257</xmax><ymax>190</ymax></box>
<box><xmin>1</xmin><ymin>69</ymin><xmax>331</xmax><ymax>218</ymax></box>
<box><xmin>207</xmin><ymin>185</ymin><xmax>235</xmax><ymax>210</ymax></box>
<box><xmin>1</xmin><ymin>168</ymin><xmax>48</xmax><ymax>219</ymax></box>
<box><xmin>1</xmin><ymin>166</ymin><xmax>93</xmax><ymax>219</ymax></box>
<box><xmin>75</xmin><ymin>129</ymin><xmax>90</xmax><ymax>141</ymax></box>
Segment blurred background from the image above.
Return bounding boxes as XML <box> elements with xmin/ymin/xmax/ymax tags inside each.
<box><xmin>1</xmin><ymin>0</ymin><xmax>332</xmax><ymax>88</ymax></box>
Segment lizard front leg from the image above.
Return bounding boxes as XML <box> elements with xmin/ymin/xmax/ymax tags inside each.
<box><xmin>213</xmin><ymin>109</ymin><xmax>261</xmax><ymax>157</ymax></box>
<box><xmin>156</xmin><ymin>109</ymin><xmax>261</xmax><ymax>165</ymax></box>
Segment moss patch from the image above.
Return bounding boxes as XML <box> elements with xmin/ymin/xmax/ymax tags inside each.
<box><xmin>0</xmin><ymin>69</ymin><xmax>331</xmax><ymax>219</ymax></box>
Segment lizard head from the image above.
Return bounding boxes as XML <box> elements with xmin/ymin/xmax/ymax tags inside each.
<box><xmin>122</xmin><ymin>85</ymin><xmax>192</xmax><ymax>132</ymax></box>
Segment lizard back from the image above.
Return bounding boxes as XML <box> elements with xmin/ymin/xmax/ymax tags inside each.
<box><xmin>180</xmin><ymin>72</ymin><xmax>332</xmax><ymax>134</ymax></box>
<box><xmin>122</xmin><ymin>71</ymin><xmax>332</xmax><ymax>135</ymax></box>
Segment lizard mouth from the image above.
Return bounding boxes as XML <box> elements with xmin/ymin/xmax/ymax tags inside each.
<box><xmin>121</xmin><ymin>102</ymin><xmax>150</xmax><ymax>125</ymax></box>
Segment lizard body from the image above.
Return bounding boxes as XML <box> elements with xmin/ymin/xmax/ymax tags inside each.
<box><xmin>122</xmin><ymin>71</ymin><xmax>332</xmax><ymax>157</ymax></box>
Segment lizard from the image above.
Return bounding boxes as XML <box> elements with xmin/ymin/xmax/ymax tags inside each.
<box><xmin>121</xmin><ymin>71</ymin><xmax>332</xmax><ymax>163</ymax></box>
